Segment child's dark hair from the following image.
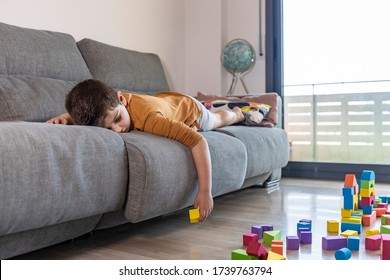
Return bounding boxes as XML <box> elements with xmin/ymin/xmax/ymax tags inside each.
<box><xmin>65</xmin><ymin>79</ymin><xmax>121</xmax><ymax>126</ymax></box>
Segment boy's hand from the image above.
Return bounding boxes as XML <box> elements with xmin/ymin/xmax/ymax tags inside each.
<box><xmin>194</xmin><ymin>191</ymin><xmax>214</xmax><ymax>222</ymax></box>
<box><xmin>46</xmin><ymin>112</ymin><xmax>75</xmax><ymax>125</ymax></box>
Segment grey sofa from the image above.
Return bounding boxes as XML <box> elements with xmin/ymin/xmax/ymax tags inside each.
<box><xmin>0</xmin><ymin>22</ymin><xmax>289</xmax><ymax>259</ymax></box>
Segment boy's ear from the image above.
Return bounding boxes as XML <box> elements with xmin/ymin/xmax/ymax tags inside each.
<box><xmin>116</xmin><ymin>91</ymin><xmax>127</xmax><ymax>106</ymax></box>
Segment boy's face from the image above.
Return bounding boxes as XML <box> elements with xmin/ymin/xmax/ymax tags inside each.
<box><xmin>100</xmin><ymin>103</ymin><xmax>131</xmax><ymax>133</ymax></box>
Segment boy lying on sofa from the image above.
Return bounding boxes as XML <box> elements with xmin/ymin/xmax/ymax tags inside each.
<box><xmin>47</xmin><ymin>79</ymin><xmax>246</xmax><ymax>222</ymax></box>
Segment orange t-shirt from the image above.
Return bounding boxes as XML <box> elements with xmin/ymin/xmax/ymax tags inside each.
<box><xmin>123</xmin><ymin>92</ymin><xmax>203</xmax><ymax>149</ymax></box>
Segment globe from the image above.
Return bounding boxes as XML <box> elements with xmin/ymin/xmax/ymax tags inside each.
<box><xmin>221</xmin><ymin>39</ymin><xmax>256</xmax><ymax>75</ymax></box>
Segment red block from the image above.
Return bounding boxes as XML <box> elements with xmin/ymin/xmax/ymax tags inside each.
<box><xmin>381</xmin><ymin>234</ymin><xmax>390</xmax><ymax>260</ymax></box>
<box><xmin>361</xmin><ymin>196</ymin><xmax>375</xmax><ymax>207</ymax></box>
<box><xmin>246</xmin><ymin>240</ymin><xmax>268</xmax><ymax>259</ymax></box>
<box><xmin>374</xmin><ymin>208</ymin><xmax>387</xmax><ymax>217</ymax></box>
<box><xmin>243</xmin><ymin>233</ymin><xmax>258</xmax><ymax>246</ymax></box>
<box><xmin>365</xmin><ymin>234</ymin><xmax>382</xmax><ymax>251</ymax></box>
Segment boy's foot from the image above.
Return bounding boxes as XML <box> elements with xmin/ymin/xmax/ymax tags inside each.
<box><xmin>232</xmin><ymin>106</ymin><xmax>245</xmax><ymax>122</ymax></box>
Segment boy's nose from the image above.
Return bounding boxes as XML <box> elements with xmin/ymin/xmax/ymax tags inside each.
<box><xmin>111</xmin><ymin>124</ymin><xmax>122</xmax><ymax>133</ymax></box>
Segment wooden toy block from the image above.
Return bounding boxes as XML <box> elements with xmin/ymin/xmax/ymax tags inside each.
<box><xmin>267</xmin><ymin>250</ymin><xmax>286</xmax><ymax>260</ymax></box>
<box><xmin>341</xmin><ymin>230</ymin><xmax>358</xmax><ymax>238</ymax></box>
<box><xmin>327</xmin><ymin>220</ymin><xmax>339</xmax><ymax>233</ymax></box>
<box><xmin>341</xmin><ymin>208</ymin><xmax>352</xmax><ymax>218</ymax></box>
<box><xmin>341</xmin><ymin>217</ymin><xmax>361</xmax><ymax>224</ymax></box>
<box><xmin>381</xmin><ymin>234</ymin><xmax>390</xmax><ymax>260</ymax></box>
<box><xmin>322</xmin><ymin>236</ymin><xmax>347</xmax><ymax>250</ymax></box>
<box><xmin>360</xmin><ymin>180</ymin><xmax>375</xmax><ymax>189</ymax></box>
<box><xmin>360</xmin><ymin>196</ymin><xmax>375</xmax><ymax>207</ymax></box>
<box><xmin>344</xmin><ymin>174</ymin><xmax>358</xmax><ymax>193</ymax></box>
<box><xmin>374</xmin><ymin>207</ymin><xmax>387</xmax><ymax>217</ymax></box>
<box><xmin>360</xmin><ymin>170</ymin><xmax>375</xmax><ymax>181</ymax></box>
<box><xmin>299</xmin><ymin>231</ymin><xmax>312</xmax><ymax>244</ymax></box>
<box><xmin>362</xmin><ymin>211</ymin><xmax>376</xmax><ymax>226</ymax></box>
<box><xmin>286</xmin><ymin>236</ymin><xmax>300</xmax><ymax>250</ymax></box>
<box><xmin>365</xmin><ymin>234</ymin><xmax>382</xmax><ymax>251</ymax></box>
<box><xmin>243</xmin><ymin>233</ymin><xmax>258</xmax><ymax>246</ymax></box>
<box><xmin>271</xmin><ymin>244</ymin><xmax>283</xmax><ymax>255</ymax></box>
<box><xmin>231</xmin><ymin>249</ymin><xmax>259</xmax><ymax>260</ymax></box>
<box><xmin>335</xmin><ymin>247</ymin><xmax>352</xmax><ymax>260</ymax></box>
<box><xmin>360</xmin><ymin>187</ymin><xmax>375</xmax><ymax>198</ymax></box>
<box><xmin>246</xmin><ymin>240</ymin><xmax>268</xmax><ymax>259</ymax></box>
<box><xmin>362</xmin><ymin>205</ymin><xmax>373</xmax><ymax>215</ymax></box>
<box><xmin>341</xmin><ymin>222</ymin><xmax>362</xmax><ymax>234</ymax></box>
<box><xmin>366</xmin><ymin>228</ymin><xmax>380</xmax><ymax>237</ymax></box>
<box><xmin>347</xmin><ymin>236</ymin><xmax>360</xmax><ymax>250</ymax></box>
<box><xmin>263</xmin><ymin>230</ymin><xmax>281</xmax><ymax>246</ymax></box>
<box><xmin>343</xmin><ymin>192</ymin><xmax>354</xmax><ymax>210</ymax></box>
<box><xmin>188</xmin><ymin>208</ymin><xmax>200</xmax><ymax>223</ymax></box>
<box><xmin>381</xmin><ymin>214</ymin><xmax>390</xmax><ymax>225</ymax></box>
<box><xmin>380</xmin><ymin>225</ymin><xmax>390</xmax><ymax>234</ymax></box>
<box><xmin>251</xmin><ymin>225</ymin><xmax>263</xmax><ymax>239</ymax></box>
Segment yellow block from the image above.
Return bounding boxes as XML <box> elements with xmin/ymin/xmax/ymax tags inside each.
<box><xmin>327</xmin><ymin>220</ymin><xmax>339</xmax><ymax>233</ymax></box>
<box><xmin>360</xmin><ymin>187</ymin><xmax>375</xmax><ymax>198</ymax></box>
<box><xmin>189</xmin><ymin>208</ymin><xmax>200</xmax><ymax>223</ymax></box>
<box><xmin>267</xmin><ymin>250</ymin><xmax>286</xmax><ymax>260</ymax></box>
<box><xmin>341</xmin><ymin>217</ymin><xmax>361</xmax><ymax>224</ymax></box>
<box><xmin>366</xmin><ymin>228</ymin><xmax>380</xmax><ymax>237</ymax></box>
<box><xmin>341</xmin><ymin>208</ymin><xmax>353</xmax><ymax>218</ymax></box>
<box><xmin>340</xmin><ymin>230</ymin><xmax>358</xmax><ymax>238</ymax></box>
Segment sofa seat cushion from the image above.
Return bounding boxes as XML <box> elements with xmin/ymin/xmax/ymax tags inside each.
<box><xmin>216</xmin><ymin>126</ymin><xmax>289</xmax><ymax>179</ymax></box>
<box><xmin>120</xmin><ymin>131</ymin><xmax>247</xmax><ymax>223</ymax></box>
<box><xmin>0</xmin><ymin>122</ymin><xmax>128</xmax><ymax>236</ymax></box>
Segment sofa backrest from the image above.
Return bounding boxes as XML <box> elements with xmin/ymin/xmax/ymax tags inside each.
<box><xmin>0</xmin><ymin>22</ymin><xmax>93</xmax><ymax>122</ymax></box>
<box><xmin>77</xmin><ymin>39</ymin><xmax>170</xmax><ymax>94</ymax></box>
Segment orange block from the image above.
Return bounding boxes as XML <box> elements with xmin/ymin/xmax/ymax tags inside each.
<box><xmin>362</xmin><ymin>212</ymin><xmax>376</xmax><ymax>226</ymax></box>
<box><xmin>344</xmin><ymin>174</ymin><xmax>358</xmax><ymax>194</ymax></box>
<box><xmin>374</xmin><ymin>208</ymin><xmax>387</xmax><ymax>217</ymax></box>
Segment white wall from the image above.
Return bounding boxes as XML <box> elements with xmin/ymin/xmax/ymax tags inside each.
<box><xmin>0</xmin><ymin>0</ymin><xmax>265</xmax><ymax>96</ymax></box>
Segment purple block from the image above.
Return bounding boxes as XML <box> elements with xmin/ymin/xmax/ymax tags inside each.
<box><xmin>286</xmin><ymin>236</ymin><xmax>300</xmax><ymax>250</ymax></box>
<box><xmin>261</xmin><ymin>224</ymin><xmax>273</xmax><ymax>231</ymax></box>
<box><xmin>300</xmin><ymin>231</ymin><xmax>312</xmax><ymax>244</ymax></box>
<box><xmin>251</xmin><ymin>225</ymin><xmax>263</xmax><ymax>239</ymax></box>
<box><xmin>322</xmin><ymin>236</ymin><xmax>348</xmax><ymax>250</ymax></box>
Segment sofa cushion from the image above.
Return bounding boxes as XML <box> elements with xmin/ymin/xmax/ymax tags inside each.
<box><xmin>0</xmin><ymin>22</ymin><xmax>93</xmax><ymax>121</ymax></box>
<box><xmin>216</xmin><ymin>126</ymin><xmax>289</xmax><ymax>180</ymax></box>
<box><xmin>0</xmin><ymin>22</ymin><xmax>91</xmax><ymax>81</ymax></box>
<box><xmin>77</xmin><ymin>38</ymin><xmax>170</xmax><ymax>93</ymax></box>
<box><xmin>0</xmin><ymin>122</ymin><xmax>128</xmax><ymax>236</ymax></box>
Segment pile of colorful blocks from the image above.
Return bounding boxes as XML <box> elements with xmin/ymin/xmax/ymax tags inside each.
<box><xmin>323</xmin><ymin>170</ymin><xmax>390</xmax><ymax>260</ymax></box>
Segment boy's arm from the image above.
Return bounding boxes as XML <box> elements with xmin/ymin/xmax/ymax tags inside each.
<box><xmin>191</xmin><ymin>137</ymin><xmax>214</xmax><ymax>222</ymax></box>
<box><xmin>46</xmin><ymin>112</ymin><xmax>76</xmax><ymax>125</ymax></box>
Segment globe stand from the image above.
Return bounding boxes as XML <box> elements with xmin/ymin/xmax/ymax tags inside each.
<box><xmin>227</xmin><ymin>73</ymin><xmax>250</xmax><ymax>96</ymax></box>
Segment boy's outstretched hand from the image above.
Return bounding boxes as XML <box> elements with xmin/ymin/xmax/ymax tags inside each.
<box><xmin>194</xmin><ymin>191</ymin><xmax>213</xmax><ymax>222</ymax></box>
<box><xmin>46</xmin><ymin>112</ymin><xmax>75</xmax><ymax>125</ymax></box>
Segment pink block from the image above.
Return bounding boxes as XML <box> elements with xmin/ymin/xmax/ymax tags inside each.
<box><xmin>246</xmin><ymin>240</ymin><xmax>267</xmax><ymax>259</ymax></box>
<box><xmin>381</xmin><ymin>234</ymin><xmax>390</xmax><ymax>260</ymax></box>
<box><xmin>365</xmin><ymin>234</ymin><xmax>382</xmax><ymax>251</ymax></box>
<box><xmin>243</xmin><ymin>233</ymin><xmax>258</xmax><ymax>246</ymax></box>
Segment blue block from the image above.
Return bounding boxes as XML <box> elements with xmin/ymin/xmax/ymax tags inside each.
<box><xmin>343</xmin><ymin>194</ymin><xmax>354</xmax><ymax>210</ymax></box>
<box><xmin>347</xmin><ymin>236</ymin><xmax>360</xmax><ymax>250</ymax></box>
<box><xmin>335</xmin><ymin>248</ymin><xmax>352</xmax><ymax>260</ymax></box>
<box><xmin>362</xmin><ymin>205</ymin><xmax>373</xmax><ymax>214</ymax></box>
<box><xmin>361</xmin><ymin>170</ymin><xmax>375</xmax><ymax>181</ymax></box>
<box><xmin>341</xmin><ymin>222</ymin><xmax>362</xmax><ymax>234</ymax></box>
<box><xmin>297</xmin><ymin>221</ymin><xmax>311</xmax><ymax>231</ymax></box>
<box><xmin>342</xmin><ymin>187</ymin><xmax>354</xmax><ymax>197</ymax></box>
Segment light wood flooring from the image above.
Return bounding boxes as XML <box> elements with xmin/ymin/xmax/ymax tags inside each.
<box><xmin>11</xmin><ymin>177</ymin><xmax>389</xmax><ymax>260</ymax></box>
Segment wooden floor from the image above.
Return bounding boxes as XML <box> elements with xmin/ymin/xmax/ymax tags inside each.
<box><xmin>11</xmin><ymin>177</ymin><xmax>389</xmax><ymax>260</ymax></box>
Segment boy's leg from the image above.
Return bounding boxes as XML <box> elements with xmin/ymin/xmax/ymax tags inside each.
<box><xmin>211</xmin><ymin>107</ymin><xmax>245</xmax><ymax>129</ymax></box>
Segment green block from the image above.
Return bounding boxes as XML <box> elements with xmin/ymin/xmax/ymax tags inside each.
<box><xmin>360</xmin><ymin>180</ymin><xmax>375</xmax><ymax>189</ymax></box>
<box><xmin>263</xmin><ymin>230</ymin><xmax>282</xmax><ymax>246</ymax></box>
<box><xmin>381</xmin><ymin>215</ymin><xmax>390</xmax><ymax>225</ymax></box>
<box><xmin>231</xmin><ymin>249</ymin><xmax>258</xmax><ymax>260</ymax></box>
<box><xmin>380</xmin><ymin>225</ymin><xmax>390</xmax><ymax>234</ymax></box>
